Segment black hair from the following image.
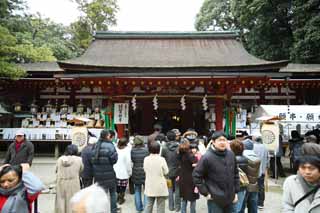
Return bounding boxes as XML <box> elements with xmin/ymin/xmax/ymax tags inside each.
<box><xmin>0</xmin><ymin>165</ymin><xmax>23</xmax><ymax>181</ymax></box>
<box><xmin>117</xmin><ymin>137</ymin><xmax>128</xmax><ymax>148</ymax></box>
<box><xmin>155</xmin><ymin>133</ymin><xmax>166</xmax><ymax>142</ymax></box>
<box><xmin>298</xmin><ymin>155</ymin><xmax>320</xmax><ymax>171</ymax></box>
<box><xmin>291</xmin><ymin>130</ymin><xmax>301</xmax><ymax>139</ymax></box>
<box><xmin>148</xmin><ymin>141</ymin><xmax>161</xmax><ymax>154</ymax></box>
<box><xmin>211</xmin><ymin>131</ymin><xmax>227</xmax><ymax>141</ymax></box>
<box><xmin>166</xmin><ymin>130</ymin><xmax>176</xmax><ymax>141</ymax></box>
<box><xmin>64</xmin><ymin>144</ymin><xmax>79</xmax><ymax>156</ymax></box>
<box><xmin>100</xmin><ymin>129</ymin><xmax>115</xmax><ymax>140</ymax></box>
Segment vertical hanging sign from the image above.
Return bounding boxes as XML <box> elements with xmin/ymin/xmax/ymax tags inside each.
<box><xmin>114</xmin><ymin>103</ymin><xmax>129</xmax><ymax>124</ymax></box>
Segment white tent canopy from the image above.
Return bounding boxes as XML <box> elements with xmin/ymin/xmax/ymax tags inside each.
<box><xmin>254</xmin><ymin>105</ymin><xmax>320</xmax><ymax>123</ymax></box>
<box><xmin>252</xmin><ymin>105</ymin><xmax>320</xmax><ymax>139</ymax></box>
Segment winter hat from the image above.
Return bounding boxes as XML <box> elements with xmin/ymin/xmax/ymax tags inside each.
<box><xmin>133</xmin><ymin>135</ymin><xmax>144</xmax><ymax>145</ymax></box>
<box><xmin>183</xmin><ymin>130</ymin><xmax>198</xmax><ymax>142</ymax></box>
<box><xmin>15</xmin><ymin>129</ymin><xmax>25</xmax><ymax>136</ymax></box>
<box><xmin>242</xmin><ymin>139</ymin><xmax>254</xmax><ymax>150</ymax></box>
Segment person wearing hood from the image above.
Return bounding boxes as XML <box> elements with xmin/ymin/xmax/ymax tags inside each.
<box><xmin>161</xmin><ymin>130</ymin><xmax>181</xmax><ymax>212</ymax></box>
<box><xmin>241</xmin><ymin>139</ymin><xmax>261</xmax><ymax>213</ymax></box>
<box><xmin>91</xmin><ymin>129</ymin><xmax>118</xmax><ymax>213</ymax></box>
<box><xmin>4</xmin><ymin>129</ymin><xmax>34</xmax><ymax>166</ymax></box>
<box><xmin>55</xmin><ymin>144</ymin><xmax>83</xmax><ymax>213</ymax></box>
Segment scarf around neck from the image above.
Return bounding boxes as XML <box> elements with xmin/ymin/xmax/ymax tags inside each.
<box><xmin>0</xmin><ymin>182</ymin><xmax>29</xmax><ymax>213</ymax></box>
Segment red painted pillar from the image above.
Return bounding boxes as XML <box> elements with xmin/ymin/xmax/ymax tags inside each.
<box><xmin>116</xmin><ymin>124</ymin><xmax>125</xmax><ymax>138</ymax></box>
<box><xmin>215</xmin><ymin>98</ymin><xmax>224</xmax><ymax>131</ymax></box>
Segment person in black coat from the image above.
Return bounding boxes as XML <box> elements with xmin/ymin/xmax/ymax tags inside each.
<box><xmin>80</xmin><ymin>137</ymin><xmax>97</xmax><ymax>188</ymax></box>
<box><xmin>4</xmin><ymin>129</ymin><xmax>34</xmax><ymax>166</ymax></box>
<box><xmin>161</xmin><ymin>130</ymin><xmax>180</xmax><ymax>212</ymax></box>
<box><xmin>178</xmin><ymin>139</ymin><xmax>199</xmax><ymax>213</ymax></box>
<box><xmin>193</xmin><ymin>131</ymin><xmax>240</xmax><ymax>213</ymax></box>
<box><xmin>91</xmin><ymin>129</ymin><xmax>118</xmax><ymax>213</ymax></box>
<box><xmin>131</xmin><ymin>135</ymin><xmax>149</xmax><ymax>212</ymax></box>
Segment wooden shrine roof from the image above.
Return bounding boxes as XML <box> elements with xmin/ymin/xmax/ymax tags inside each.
<box><xmin>58</xmin><ymin>31</ymin><xmax>288</xmax><ymax>72</ymax></box>
<box><xmin>280</xmin><ymin>63</ymin><xmax>320</xmax><ymax>73</ymax></box>
<box><xmin>19</xmin><ymin>62</ymin><xmax>63</xmax><ymax>72</ymax></box>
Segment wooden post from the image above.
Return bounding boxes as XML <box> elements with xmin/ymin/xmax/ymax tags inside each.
<box><xmin>54</xmin><ymin>143</ymin><xmax>59</xmax><ymax>158</ymax></box>
<box><xmin>215</xmin><ymin>98</ymin><xmax>224</xmax><ymax>131</ymax></box>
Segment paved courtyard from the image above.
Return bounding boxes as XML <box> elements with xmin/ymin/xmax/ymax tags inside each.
<box><xmin>28</xmin><ymin>157</ymin><xmax>284</xmax><ymax>213</ymax></box>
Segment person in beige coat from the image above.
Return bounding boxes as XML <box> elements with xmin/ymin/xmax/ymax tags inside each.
<box><xmin>144</xmin><ymin>141</ymin><xmax>169</xmax><ymax>213</ymax></box>
<box><xmin>55</xmin><ymin>144</ymin><xmax>83</xmax><ymax>213</ymax></box>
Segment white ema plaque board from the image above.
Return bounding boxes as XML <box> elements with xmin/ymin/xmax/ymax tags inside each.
<box><xmin>261</xmin><ymin>122</ymin><xmax>279</xmax><ymax>152</ymax></box>
<box><xmin>71</xmin><ymin>127</ymin><xmax>88</xmax><ymax>152</ymax></box>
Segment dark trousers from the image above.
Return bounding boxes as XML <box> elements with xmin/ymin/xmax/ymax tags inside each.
<box><xmin>270</xmin><ymin>157</ymin><xmax>285</xmax><ymax>178</ymax></box>
<box><xmin>257</xmin><ymin>175</ymin><xmax>265</xmax><ymax>207</ymax></box>
<box><xmin>81</xmin><ymin>177</ymin><xmax>93</xmax><ymax>189</ymax></box>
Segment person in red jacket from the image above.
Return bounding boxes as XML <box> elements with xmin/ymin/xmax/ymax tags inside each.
<box><xmin>0</xmin><ymin>163</ymin><xmax>44</xmax><ymax>213</ymax></box>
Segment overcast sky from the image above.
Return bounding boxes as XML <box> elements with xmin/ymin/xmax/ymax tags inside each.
<box><xmin>27</xmin><ymin>0</ymin><xmax>204</xmax><ymax>31</ymax></box>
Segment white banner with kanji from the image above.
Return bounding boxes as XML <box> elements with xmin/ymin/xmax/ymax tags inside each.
<box><xmin>114</xmin><ymin>103</ymin><xmax>129</xmax><ymax>124</ymax></box>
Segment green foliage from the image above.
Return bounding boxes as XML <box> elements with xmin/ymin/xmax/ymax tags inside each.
<box><xmin>232</xmin><ymin>0</ymin><xmax>293</xmax><ymax>61</ymax></box>
<box><xmin>0</xmin><ymin>25</ymin><xmax>55</xmax><ymax>78</ymax></box>
<box><xmin>0</xmin><ymin>0</ymin><xmax>26</xmax><ymax>18</ymax></box>
<box><xmin>196</xmin><ymin>0</ymin><xmax>320</xmax><ymax>63</ymax></box>
<box><xmin>70</xmin><ymin>0</ymin><xmax>118</xmax><ymax>49</ymax></box>
<box><xmin>291</xmin><ymin>0</ymin><xmax>320</xmax><ymax>63</ymax></box>
<box><xmin>69</xmin><ymin>18</ymin><xmax>93</xmax><ymax>51</ymax></box>
<box><xmin>195</xmin><ymin>0</ymin><xmax>237</xmax><ymax>31</ymax></box>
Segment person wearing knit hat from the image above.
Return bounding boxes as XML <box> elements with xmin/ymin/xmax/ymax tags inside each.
<box><xmin>4</xmin><ymin>128</ymin><xmax>34</xmax><ymax>166</ymax></box>
<box><xmin>133</xmin><ymin>135</ymin><xmax>144</xmax><ymax>146</ymax></box>
<box><xmin>283</xmin><ymin>143</ymin><xmax>320</xmax><ymax>212</ymax></box>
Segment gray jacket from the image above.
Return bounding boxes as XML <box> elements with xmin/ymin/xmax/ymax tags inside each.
<box><xmin>4</xmin><ymin>140</ymin><xmax>34</xmax><ymax>165</ymax></box>
<box><xmin>282</xmin><ymin>174</ymin><xmax>320</xmax><ymax>213</ymax></box>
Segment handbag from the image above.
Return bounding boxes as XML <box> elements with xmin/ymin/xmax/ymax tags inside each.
<box><xmin>239</xmin><ymin>167</ymin><xmax>249</xmax><ymax>187</ymax></box>
<box><xmin>166</xmin><ymin>179</ymin><xmax>173</xmax><ymax>188</ymax></box>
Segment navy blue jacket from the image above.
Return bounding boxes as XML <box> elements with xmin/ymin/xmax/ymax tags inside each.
<box><xmin>91</xmin><ymin>139</ymin><xmax>118</xmax><ymax>190</ymax></box>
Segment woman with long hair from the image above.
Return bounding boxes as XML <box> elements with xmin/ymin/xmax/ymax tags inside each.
<box><xmin>178</xmin><ymin>140</ymin><xmax>199</xmax><ymax>213</ymax></box>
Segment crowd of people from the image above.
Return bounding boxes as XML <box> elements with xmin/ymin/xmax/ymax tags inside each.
<box><xmin>0</xmin><ymin>125</ymin><xmax>320</xmax><ymax>213</ymax></box>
